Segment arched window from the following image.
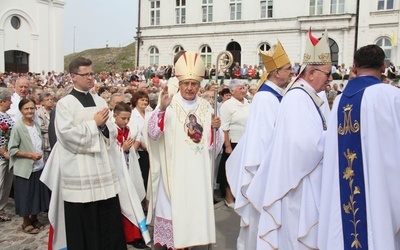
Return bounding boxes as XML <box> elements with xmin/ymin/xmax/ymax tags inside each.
<box><xmin>376</xmin><ymin>37</ymin><xmax>392</xmax><ymax>67</ymax></box>
<box><xmin>149</xmin><ymin>46</ymin><xmax>159</xmax><ymax>67</ymax></box>
<box><xmin>200</xmin><ymin>45</ymin><xmax>212</xmax><ymax>67</ymax></box>
<box><xmin>258</xmin><ymin>43</ymin><xmax>271</xmax><ymax>66</ymax></box>
<box><xmin>328</xmin><ymin>38</ymin><xmax>339</xmax><ymax>67</ymax></box>
<box><xmin>173</xmin><ymin>46</ymin><xmax>184</xmax><ymax>55</ymax></box>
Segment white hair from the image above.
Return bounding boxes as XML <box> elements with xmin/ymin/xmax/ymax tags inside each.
<box><xmin>228</xmin><ymin>79</ymin><xmax>245</xmax><ymax>92</ymax></box>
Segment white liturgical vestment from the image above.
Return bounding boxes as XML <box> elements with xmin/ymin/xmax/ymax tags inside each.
<box><xmin>226</xmin><ymin>80</ymin><xmax>283</xmax><ymax>250</ymax></box>
<box><xmin>146</xmin><ymin>93</ymin><xmax>223</xmax><ymax>249</ymax></box>
<box><xmin>318</xmin><ymin>82</ymin><xmax>400</xmax><ymax>249</ymax></box>
<box><xmin>41</xmin><ymin>93</ymin><xmax>136</xmax><ymax>249</ymax></box>
<box><xmin>248</xmin><ymin>79</ymin><xmax>326</xmax><ymax>249</ymax></box>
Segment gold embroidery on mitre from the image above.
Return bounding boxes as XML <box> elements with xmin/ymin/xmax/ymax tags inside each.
<box><xmin>303</xmin><ymin>53</ymin><xmax>311</xmax><ymax>62</ymax></box>
<box><xmin>338</xmin><ymin>104</ymin><xmax>360</xmax><ymax>135</ymax></box>
<box><xmin>342</xmin><ymin>149</ymin><xmax>362</xmax><ymax>249</ymax></box>
<box><xmin>302</xmin><ymin>28</ymin><xmax>332</xmax><ymax>65</ymax></box>
<box><xmin>318</xmin><ymin>53</ymin><xmax>331</xmax><ymax>63</ymax></box>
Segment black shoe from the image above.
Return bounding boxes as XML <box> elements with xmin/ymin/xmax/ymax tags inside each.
<box><xmin>129</xmin><ymin>239</ymin><xmax>149</xmax><ymax>249</ymax></box>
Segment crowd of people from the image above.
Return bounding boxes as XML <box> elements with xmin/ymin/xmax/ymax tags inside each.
<box><xmin>0</xmin><ymin>28</ymin><xmax>400</xmax><ymax>250</ymax></box>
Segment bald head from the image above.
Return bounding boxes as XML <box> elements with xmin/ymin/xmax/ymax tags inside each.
<box><xmin>16</xmin><ymin>77</ymin><xmax>30</xmax><ymax>98</ymax></box>
<box><xmin>109</xmin><ymin>92</ymin><xmax>125</xmax><ymax>110</ymax></box>
<box><xmin>138</xmin><ymin>82</ymin><xmax>149</xmax><ymax>94</ymax></box>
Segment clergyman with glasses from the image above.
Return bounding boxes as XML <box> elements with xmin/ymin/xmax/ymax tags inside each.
<box><xmin>227</xmin><ymin>40</ymin><xmax>294</xmax><ymax>250</ymax></box>
<box><xmin>248</xmin><ymin>28</ymin><xmax>332</xmax><ymax>249</ymax></box>
<box><xmin>41</xmin><ymin>57</ymin><xmax>126</xmax><ymax>249</ymax></box>
<box><xmin>146</xmin><ymin>51</ymin><xmax>223</xmax><ymax>249</ymax></box>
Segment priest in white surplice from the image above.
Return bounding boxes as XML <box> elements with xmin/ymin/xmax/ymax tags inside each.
<box><xmin>247</xmin><ymin>28</ymin><xmax>332</xmax><ymax>249</ymax></box>
<box><xmin>41</xmin><ymin>57</ymin><xmax>126</xmax><ymax>250</ymax></box>
<box><xmin>318</xmin><ymin>45</ymin><xmax>400</xmax><ymax>249</ymax></box>
<box><xmin>226</xmin><ymin>41</ymin><xmax>294</xmax><ymax>250</ymax></box>
<box><xmin>146</xmin><ymin>51</ymin><xmax>224</xmax><ymax>249</ymax></box>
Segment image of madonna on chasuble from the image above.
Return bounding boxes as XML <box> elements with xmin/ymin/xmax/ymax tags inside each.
<box><xmin>145</xmin><ymin>50</ymin><xmax>224</xmax><ymax>249</ymax></box>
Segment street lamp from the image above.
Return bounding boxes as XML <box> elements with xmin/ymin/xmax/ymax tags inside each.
<box><xmin>136</xmin><ymin>0</ymin><xmax>141</xmax><ymax>67</ymax></box>
<box><xmin>136</xmin><ymin>29</ymin><xmax>142</xmax><ymax>67</ymax></box>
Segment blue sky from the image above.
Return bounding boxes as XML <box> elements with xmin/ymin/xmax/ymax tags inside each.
<box><xmin>63</xmin><ymin>0</ymin><xmax>138</xmax><ymax>55</ymax></box>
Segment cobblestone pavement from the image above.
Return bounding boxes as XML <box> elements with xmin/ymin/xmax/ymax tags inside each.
<box><xmin>0</xmin><ymin>198</ymin><xmax>240</xmax><ymax>250</ymax></box>
<box><xmin>0</xmin><ymin>199</ymin><xmax>49</xmax><ymax>250</ymax></box>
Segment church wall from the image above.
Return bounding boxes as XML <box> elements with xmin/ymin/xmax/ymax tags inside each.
<box><xmin>0</xmin><ymin>0</ymin><xmax>65</xmax><ymax>73</ymax></box>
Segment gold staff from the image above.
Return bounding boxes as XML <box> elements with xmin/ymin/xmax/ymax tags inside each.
<box><xmin>212</xmin><ymin>51</ymin><xmax>233</xmax><ymax>190</ymax></box>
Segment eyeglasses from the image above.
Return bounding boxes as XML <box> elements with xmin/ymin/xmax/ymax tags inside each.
<box><xmin>73</xmin><ymin>72</ymin><xmax>95</xmax><ymax>78</ymax></box>
<box><xmin>313</xmin><ymin>68</ymin><xmax>331</xmax><ymax>77</ymax></box>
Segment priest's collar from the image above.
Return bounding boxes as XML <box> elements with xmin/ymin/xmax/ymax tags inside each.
<box><xmin>179</xmin><ymin>93</ymin><xmax>198</xmax><ymax>112</ymax></box>
<box><xmin>73</xmin><ymin>87</ymin><xmax>90</xmax><ymax>95</ymax></box>
<box><xmin>297</xmin><ymin>78</ymin><xmax>318</xmax><ymax>94</ymax></box>
<box><xmin>180</xmin><ymin>93</ymin><xmax>197</xmax><ymax>105</ymax></box>
<box><xmin>265</xmin><ymin>80</ymin><xmax>284</xmax><ymax>95</ymax></box>
<box><xmin>70</xmin><ymin>88</ymin><xmax>96</xmax><ymax>107</ymax></box>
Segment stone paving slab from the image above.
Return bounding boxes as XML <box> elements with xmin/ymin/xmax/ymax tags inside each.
<box><xmin>0</xmin><ymin>199</ymin><xmax>240</xmax><ymax>250</ymax></box>
<box><xmin>213</xmin><ymin>201</ymin><xmax>240</xmax><ymax>250</ymax></box>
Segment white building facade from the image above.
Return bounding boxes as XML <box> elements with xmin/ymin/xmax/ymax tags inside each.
<box><xmin>0</xmin><ymin>0</ymin><xmax>65</xmax><ymax>73</ymax></box>
<box><xmin>137</xmin><ymin>0</ymin><xmax>399</xmax><ymax>69</ymax></box>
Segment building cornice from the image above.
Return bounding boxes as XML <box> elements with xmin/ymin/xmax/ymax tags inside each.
<box><xmin>297</xmin><ymin>13</ymin><xmax>355</xmax><ymax>22</ymax></box>
<box><xmin>369</xmin><ymin>22</ymin><xmax>399</xmax><ymax>28</ymax></box>
<box><xmin>37</xmin><ymin>0</ymin><xmax>65</xmax><ymax>7</ymax></box>
<box><xmin>141</xmin><ymin>16</ymin><xmax>298</xmax><ymax>31</ymax></box>
<box><xmin>370</xmin><ymin>9</ymin><xmax>399</xmax><ymax>16</ymax></box>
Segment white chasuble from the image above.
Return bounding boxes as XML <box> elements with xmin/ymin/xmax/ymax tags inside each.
<box><xmin>146</xmin><ymin>93</ymin><xmax>223</xmax><ymax>249</ymax></box>
<box><xmin>226</xmin><ymin>80</ymin><xmax>282</xmax><ymax>250</ymax></box>
<box><xmin>318</xmin><ymin>83</ymin><xmax>400</xmax><ymax>250</ymax></box>
<box><xmin>250</xmin><ymin>79</ymin><xmax>326</xmax><ymax>250</ymax></box>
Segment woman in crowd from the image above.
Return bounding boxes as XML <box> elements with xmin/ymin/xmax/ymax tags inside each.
<box><xmin>8</xmin><ymin>99</ymin><xmax>50</xmax><ymax>234</ymax></box>
<box><xmin>0</xmin><ymin>88</ymin><xmax>14</xmax><ymax>222</ymax></box>
<box><xmin>218</xmin><ymin>79</ymin><xmax>250</xmax><ymax>208</ymax></box>
<box><xmin>130</xmin><ymin>91</ymin><xmax>151</xmax><ymax>193</ymax></box>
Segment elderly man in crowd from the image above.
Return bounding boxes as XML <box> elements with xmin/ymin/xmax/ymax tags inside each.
<box><xmin>108</xmin><ymin>92</ymin><xmax>125</xmax><ymax>122</ymax></box>
<box><xmin>7</xmin><ymin>77</ymin><xmax>29</xmax><ymax>122</ymax></box>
